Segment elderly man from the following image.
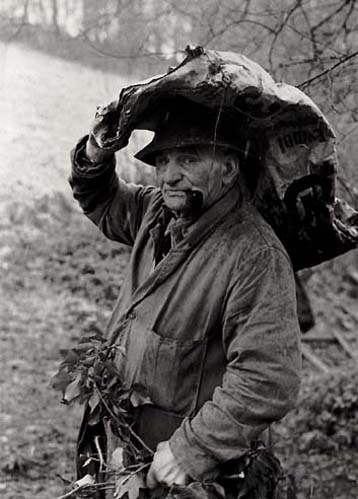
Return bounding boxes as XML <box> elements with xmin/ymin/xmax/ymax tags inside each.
<box><xmin>70</xmin><ymin>99</ymin><xmax>301</xmax><ymax>493</ymax></box>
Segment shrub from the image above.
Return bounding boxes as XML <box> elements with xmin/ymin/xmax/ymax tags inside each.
<box><xmin>294</xmin><ymin>365</ymin><xmax>358</xmax><ymax>451</ymax></box>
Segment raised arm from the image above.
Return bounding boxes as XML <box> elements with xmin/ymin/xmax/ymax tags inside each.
<box><xmin>69</xmin><ymin>135</ymin><xmax>158</xmax><ymax>246</ymax></box>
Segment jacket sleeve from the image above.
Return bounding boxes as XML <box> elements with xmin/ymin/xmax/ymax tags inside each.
<box><xmin>69</xmin><ymin>135</ymin><xmax>158</xmax><ymax>246</ymax></box>
<box><xmin>169</xmin><ymin>246</ymin><xmax>301</xmax><ymax>479</ymax></box>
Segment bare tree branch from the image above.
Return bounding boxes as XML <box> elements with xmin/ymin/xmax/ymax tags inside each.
<box><xmin>200</xmin><ymin>18</ymin><xmax>275</xmax><ymax>47</ymax></box>
<box><xmin>298</xmin><ymin>48</ymin><xmax>358</xmax><ymax>89</ymax></box>
<box><xmin>78</xmin><ymin>31</ymin><xmax>183</xmax><ymax>60</ymax></box>
<box><xmin>311</xmin><ymin>0</ymin><xmax>352</xmax><ymax>33</ymax></box>
<box><xmin>268</xmin><ymin>0</ymin><xmax>303</xmax><ymax>71</ymax></box>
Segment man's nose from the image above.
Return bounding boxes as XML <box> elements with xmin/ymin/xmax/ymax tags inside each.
<box><xmin>162</xmin><ymin>160</ymin><xmax>182</xmax><ymax>184</ymax></box>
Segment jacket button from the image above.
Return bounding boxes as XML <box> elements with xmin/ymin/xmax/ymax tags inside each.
<box><xmin>128</xmin><ymin>311</ymin><xmax>136</xmax><ymax>320</ymax></box>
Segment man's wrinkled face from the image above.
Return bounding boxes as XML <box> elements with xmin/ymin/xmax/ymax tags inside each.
<box><xmin>155</xmin><ymin>145</ymin><xmax>239</xmax><ymax>217</ymax></box>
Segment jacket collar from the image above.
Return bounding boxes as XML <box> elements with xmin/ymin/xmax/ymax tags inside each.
<box><xmin>170</xmin><ymin>184</ymin><xmax>243</xmax><ymax>250</ymax></box>
<box><xmin>150</xmin><ymin>185</ymin><xmax>243</xmax><ymax>250</ymax></box>
<box><xmin>130</xmin><ymin>185</ymin><xmax>243</xmax><ymax>307</ymax></box>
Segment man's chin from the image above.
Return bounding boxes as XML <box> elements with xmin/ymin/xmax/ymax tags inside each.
<box><xmin>164</xmin><ymin>198</ymin><xmax>189</xmax><ymax>214</ymax></box>
<box><xmin>163</xmin><ymin>190</ymin><xmax>204</xmax><ymax>217</ymax></box>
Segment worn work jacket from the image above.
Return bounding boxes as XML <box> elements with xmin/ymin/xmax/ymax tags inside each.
<box><xmin>70</xmin><ymin>137</ymin><xmax>301</xmax><ymax>480</ymax></box>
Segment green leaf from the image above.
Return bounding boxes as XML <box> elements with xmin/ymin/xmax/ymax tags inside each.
<box><xmin>75</xmin><ymin>473</ymin><xmax>95</xmax><ymax>487</ymax></box>
<box><xmin>93</xmin><ymin>360</ymin><xmax>104</xmax><ymax>377</ymax></box>
<box><xmin>104</xmin><ymin>360</ymin><xmax>122</xmax><ymax>377</ymax></box>
<box><xmin>115</xmin><ymin>473</ymin><xmax>146</xmax><ymax>499</ymax></box>
<box><xmin>168</xmin><ymin>482</ymin><xmax>225</xmax><ymax>499</ymax></box>
<box><xmin>51</xmin><ymin>369</ymin><xmax>73</xmax><ymax>395</ymax></box>
<box><xmin>130</xmin><ymin>385</ymin><xmax>153</xmax><ymax>408</ymax></box>
<box><xmin>109</xmin><ymin>447</ymin><xmax>124</xmax><ymax>473</ymax></box>
<box><xmin>88</xmin><ymin>391</ymin><xmax>100</xmax><ymax>412</ymax></box>
<box><xmin>81</xmin><ymin>331</ymin><xmax>105</xmax><ymax>342</ymax></box>
<box><xmin>64</xmin><ymin>372</ymin><xmax>82</xmax><ymax>403</ymax></box>
<box><xmin>87</xmin><ymin>403</ymin><xmax>102</xmax><ymax>425</ymax></box>
<box><xmin>75</xmin><ymin>343</ymin><xmax>96</xmax><ymax>352</ymax></box>
<box><xmin>114</xmin><ymin>346</ymin><xmax>127</xmax><ymax>357</ymax></box>
<box><xmin>203</xmin><ymin>482</ymin><xmax>226</xmax><ymax>499</ymax></box>
<box><xmin>82</xmin><ymin>355</ymin><xmax>96</xmax><ymax>367</ymax></box>
<box><xmin>59</xmin><ymin>348</ymin><xmax>80</xmax><ymax>365</ymax></box>
<box><xmin>82</xmin><ymin>457</ymin><xmax>99</xmax><ymax>468</ymax></box>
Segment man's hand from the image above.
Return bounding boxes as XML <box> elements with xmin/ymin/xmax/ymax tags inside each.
<box><xmin>85</xmin><ymin>100</ymin><xmax>131</xmax><ymax>163</ymax></box>
<box><xmin>146</xmin><ymin>441</ymin><xmax>190</xmax><ymax>489</ymax></box>
<box><xmin>85</xmin><ymin>133</ymin><xmax>114</xmax><ymax>163</ymax></box>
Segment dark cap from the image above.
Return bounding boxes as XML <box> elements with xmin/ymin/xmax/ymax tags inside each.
<box><xmin>135</xmin><ymin>99</ymin><xmax>246</xmax><ymax>166</ymax></box>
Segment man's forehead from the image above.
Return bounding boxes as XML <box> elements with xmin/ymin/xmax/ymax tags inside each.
<box><xmin>156</xmin><ymin>144</ymin><xmax>228</xmax><ymax>158</ymax></box>
<box><xmin>157</xmin><ymin>145</ymin><xmax>200</xmax><ymax>156</ymax></box>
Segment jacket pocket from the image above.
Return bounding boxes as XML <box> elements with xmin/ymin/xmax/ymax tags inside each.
<box><xmin>119</xmin><ymin>319</ymin><xmax>207</xmax><ymax>416</ymax></box>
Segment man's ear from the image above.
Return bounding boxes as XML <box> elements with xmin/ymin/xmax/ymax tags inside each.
<box><xmin>222</xmin><ymin>153</ymin><xmax>239</xmax><ymax>186</ymax></box>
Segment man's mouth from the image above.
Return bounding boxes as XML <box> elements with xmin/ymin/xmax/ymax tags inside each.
<box><xmin>164</xmin><ymin>189</ymin><xmax>187</xmax><ymax>197</ymax></box>
<box><xmin>163</xmin><ymin>189</ymin><xmax>204</xmax><ymax>213</ymax></box>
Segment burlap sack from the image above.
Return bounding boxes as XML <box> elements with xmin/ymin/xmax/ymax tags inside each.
<box><xmin>92</xmin><ymin>46</ymin><xmax>358</xmax><ymax>270</ymax></box>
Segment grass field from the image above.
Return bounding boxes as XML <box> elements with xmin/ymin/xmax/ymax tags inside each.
<box><xmin>0</xmin><ymin>41</ymin><xmax>153</xmax><ymax>212</ymax></box>
<box><xmin>0</xmin><ymin>40</ymin><xmax>131</xmax><ymax>498</ymax></box>
<box><xmin>0</xmin><ymin>40</ymin><xmax>357</xmax><ymax>499</ymax></box>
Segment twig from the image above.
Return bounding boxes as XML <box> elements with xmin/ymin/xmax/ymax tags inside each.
<box><xmin>301</xmin><ymin>344</ymin><xmax>330</xmax><ymax>373</ymax></box>
<box><xmin>117</xmin><ymin>462</ymin><xmax>150</xmax><ymax>488</ymax></box>
<box><xmin>337</xmin><ymin>174</ymin><xmax>358</xmax><ymax>206</ymax></box>
<box><xmin>90</xmin><ymin>384</ymin><xmax>142</xmax><ymax>459</ymax></box>
<box><xmin>302</xmin><ymin>334</ymin><xmax>336</xmax><ymax>343</ymax></box>
<box><xmin>331</xmin><ymin>329</ymin><xmax>358</xmax><ymax>361</ymax></box>
<box><xmin>298</xmin><ymin>48</ymin><xmax>358</xmax><ymax>89</ymax></box>
<box><xmin>125</xmin><ymin>422</ymin><xmax>155</xmax><ymax>456</ymax></box>
<box><xmin>95</xmin><ymin>435</ymin><xmax>105</xmax><ymax>473</ymax></box>
<box><xmin>268</xmin><ymin>0</ymin><xmax>303</xmax><ymax>71</ymax></box>
<box><xmin>79</xmin><ymin>32</ymin><xmax>182</xmax><ymax>60</ymax></box>
<box><xmin>303</xmin><ymin>331</ymin><xmax>358</xmax><ymax>361</ymax></box>
<box><xmin>337</xmin><ymin>123</ymin><xmax>358</xmax><ymax>145</ymax></box>
<box><xmin>93</xmin><ymin>383</ymin><xmax>154</xmax><ymax>456</ymax></box>
<box><xmin>54</xmin><ymin>462</ymin><xmax>150</xmax><ymax>499</ymax></box>
<box><xmin>310</xmin><ymin>0</ymin><xmax>351</xmax><ymax>34</ymax></box>
<box><xmin>54</xmin><ymin>481</ymin><xmax>115</xmax><ymax>499</ymax></box>
<box><xmin>54</xmin><ymin>487</ymin><xmax>85</xmax><ymax>499</ymax></box>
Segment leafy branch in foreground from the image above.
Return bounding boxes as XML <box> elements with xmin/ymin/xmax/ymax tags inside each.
<box><xmin>51</xmin><ymin>331</ymin><xmax>289</xmax><ymax>499</ymax></box>
<box><xmin>53</xmin><ymin>444</ymin><xmax>288</xmax><ymax>499</ymax></box>
<box><xmin>51</xmin><ymin>330</ymin><xmax>154</xmax><ymax>461</ymax></box>
<box><xmin>51</xmin><ymin>330</ymin><xmax>157</xmax><ymax>498</ymax></box>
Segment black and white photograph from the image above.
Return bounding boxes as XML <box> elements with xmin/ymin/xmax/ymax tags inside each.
<box><xmin>0</xmin><ymin>2</ymin><xmax>357</xmax><ymax>498</ymax></box>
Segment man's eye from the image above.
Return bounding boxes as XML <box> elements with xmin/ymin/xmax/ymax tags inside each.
<box><xmin>179</xmin><ymin>155</ymin><xmax>197</xmax><ymax>166</ymax></box>
<box><xmin>156</xmin><ymin>156</ymin><xmax>169</xmax><ymax>167</ymax></box>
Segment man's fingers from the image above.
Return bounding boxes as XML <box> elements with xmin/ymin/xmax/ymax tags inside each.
<box><xmin>146</xmin><ymin>441</ymin><xmax>190</xmax><ymax>489</ymax></box>
<box><xmin>146</xmin><ymin>467</ymin><xmax>189</xmax><ymax>489</ymax></box>
<box><xmin>173</xmin><ymin>473</ymin><xmax>191</xmax><ymax>486</ymax></box>
<box><xmin>146</xmin><ymin>464</ymin><xmax>159</xmax><ymax>489</ymax></box>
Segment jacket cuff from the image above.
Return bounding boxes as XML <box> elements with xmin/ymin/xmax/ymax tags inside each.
<box><xmin>71</xmin><ymin>135</ymin><xmax>115</xmax><ymax>178</ymax></box>
<box><xmin>169</xmin><ymin>418</ymin><xmax>220</xmax><ymax>481</ymax></box>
